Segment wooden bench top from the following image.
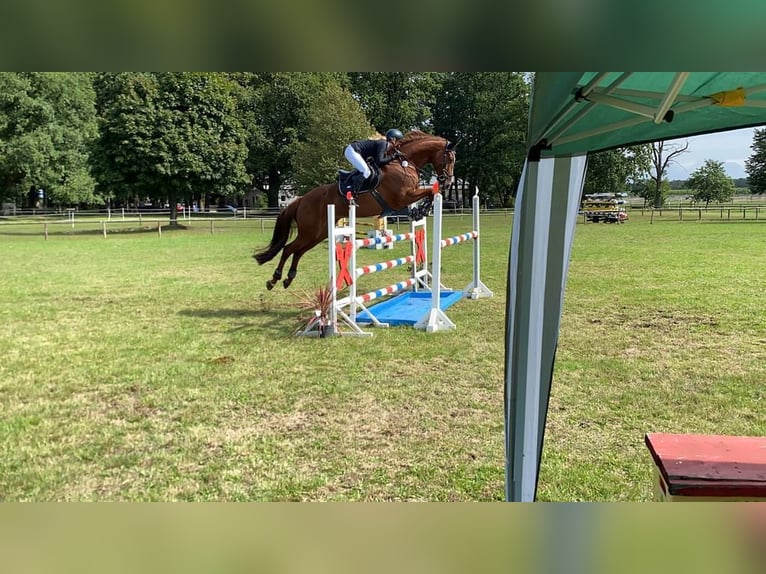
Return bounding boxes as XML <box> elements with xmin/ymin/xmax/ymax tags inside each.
<box><xmin>645</xmin><ymin>433</ymin><xmax>766</xmax><ymax>498</ymax></box>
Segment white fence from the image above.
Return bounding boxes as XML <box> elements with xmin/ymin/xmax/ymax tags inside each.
<box><xmin>0</xmin><ymin>205</ymin><xmax>516</xmax><ymax>240</ymax></box>
<box><xmin>0</xmin><ymin>211</ymin><xmax>276</xmax><ymax>239</ymax></box>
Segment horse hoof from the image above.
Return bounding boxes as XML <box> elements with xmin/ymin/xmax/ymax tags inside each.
<box><xmin>266</xmin><ymin>281</ymin><xmax>275</xmax><ymax>291</ymax></box>
<box><xmin>283</xmin><ymin>278</ymin><xmax>293</xmax><ymax>289</ymax></box>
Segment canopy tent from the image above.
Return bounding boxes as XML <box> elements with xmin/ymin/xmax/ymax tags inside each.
<box><xmin>506</xmin><ymin>72</ymin><xmax>766</xmax><ymax>501</ymax></box>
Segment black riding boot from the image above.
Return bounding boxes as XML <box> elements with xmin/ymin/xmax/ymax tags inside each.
<box><xmin>351</xmin><ymin>172</ymin><xmax>367</xmax><ymax>193</ymax></box>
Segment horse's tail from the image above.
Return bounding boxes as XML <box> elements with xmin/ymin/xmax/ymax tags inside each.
<box><xmin>253</xmin><ymin>198</ymin><xmax>301</xmax><ymax>265</ymax></box>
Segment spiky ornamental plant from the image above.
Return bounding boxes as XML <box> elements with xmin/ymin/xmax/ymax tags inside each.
<box><xmin>294</xmin><ymin>283</ymin><xmax>335</xmax><ymax>337</ymax></box>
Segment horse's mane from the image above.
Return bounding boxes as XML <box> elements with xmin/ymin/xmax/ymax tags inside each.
<box><xmin>401</xmin><ymin>130</ymin><xmax>441</xmax><ymax>144</ymax></box>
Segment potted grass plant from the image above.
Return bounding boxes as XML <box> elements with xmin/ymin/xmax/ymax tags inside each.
<box><xmin>295</xmin><ymin>283</ymin><xmax>335</xmax><ymax>337</ymax></box>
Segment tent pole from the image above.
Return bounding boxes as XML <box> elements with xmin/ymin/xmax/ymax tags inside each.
<box><xmin>505</xmin><ymin>153</ymin><xmax>587</xmax><ymax>501</ymax></box>
<box><xmin>653</xmin><ymin>72</ymin><xmax>689</xmax><ymax>124</ymax></box>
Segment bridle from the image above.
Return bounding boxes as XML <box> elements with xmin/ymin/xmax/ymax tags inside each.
<box><xmin>387</xmin><ymin>137</ymin><xmax>458</xmax><ymax>220</ymax></box>
<box><xmin>437</xmin><ymin>147</ymin><xmax>456</xmax><ymax>191</ymax></box>
<box><xmin>393</xmin><ymin>136</ymin><xmax>459</xmax><ymax>192</ymax></box>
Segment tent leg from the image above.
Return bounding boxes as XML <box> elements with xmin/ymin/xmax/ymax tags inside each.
<box><xmin>505</xmin><ymin>154</ymin><xmax>587</xmax><ymax>501</ymax></box>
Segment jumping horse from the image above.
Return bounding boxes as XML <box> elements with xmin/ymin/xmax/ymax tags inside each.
<box><xmin>254</xmin><ymin>131</ymin><xmax>457</xmax><ymax>290</ymax></box>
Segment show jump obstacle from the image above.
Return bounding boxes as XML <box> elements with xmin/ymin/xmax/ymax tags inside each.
<box><xmin>298</xmin><ymin>191</ymin><xmax>492</xmax><ymax>337</ymax></box>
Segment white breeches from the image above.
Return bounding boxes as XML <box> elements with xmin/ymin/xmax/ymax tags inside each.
<box><xmin>344</xmin><ymin>145</ymin><xmax>371</xmax><ymax>178</ymax></box>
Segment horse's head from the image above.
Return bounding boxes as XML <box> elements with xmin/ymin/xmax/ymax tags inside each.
<box><xmin>398</xmin><ymin>131</ymin><xmax>458</xmax><ymax>193</ymax></box>
<box><xmin>435</xmin><ymin>141</ymin><xmax>457</xmax><ymax>193</ymax></box>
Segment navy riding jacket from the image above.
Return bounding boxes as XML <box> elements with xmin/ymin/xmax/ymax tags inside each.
<box><xmin>350</xmin><ymin>139</ymin><xmax>397</xmax><ymax>167</ymax></box>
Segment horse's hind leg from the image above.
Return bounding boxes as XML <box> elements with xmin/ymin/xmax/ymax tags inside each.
<box><xmin>282</xmin><ymin>237</ymin><xmax>325</xmax><ymax>289</ymax></box>
<box><xmin>266</xmin><ymin>247</ymin><xmax>294</xmax><ymax>290</ymax></box>
<box><xmin>266</xmin><ymin>268</ymin><xmax>281</xmax><ymax>290</ymax></box>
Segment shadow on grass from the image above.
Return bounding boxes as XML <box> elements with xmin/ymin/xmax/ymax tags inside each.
<box><xmin>177</xmin><ymin>307</ymin><xmax>301</xmax><ymax>337</ymax></box>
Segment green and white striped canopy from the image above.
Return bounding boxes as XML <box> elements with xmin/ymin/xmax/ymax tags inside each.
<box><xmin>529</xmin><ymin>72</ymin><xmax>766</xmax><ymax>156</ymax></box>
<box><xmin>505</xmin><ymin>72</ymin><xmax>766</xmax><ymax>501</ymax></box>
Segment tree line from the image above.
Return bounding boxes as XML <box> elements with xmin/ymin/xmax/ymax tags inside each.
<box><xmin>668</xmin><ymin>178</ymin><xmax>749</xmax><ymax>190</ymax></box>
<box><xmin>584</xmin><ymin>127</ymin><xmax>766</xmax><ymax>208</ymax></box>
<box><xmin>0</xmin><ymin>72</ymin><xmax>531</xmax><ymax>219</ymax></box>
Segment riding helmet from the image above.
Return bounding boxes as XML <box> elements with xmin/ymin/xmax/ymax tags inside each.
<box><xmin>385</xmin><ymin>129</ymin><xmax>404</xmax><ymax>141</ymax></box>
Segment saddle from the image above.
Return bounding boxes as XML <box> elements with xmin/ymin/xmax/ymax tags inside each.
<box><xmin>337</xmin><ymin>163</ymin><xmax>382</xmax><ymax>197</ymax></box>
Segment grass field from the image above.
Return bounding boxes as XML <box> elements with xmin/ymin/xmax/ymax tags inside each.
<box><xmin>1</xmin><ymin>210</ymin><xmax>765</xmax><ymax>501</ymax></box>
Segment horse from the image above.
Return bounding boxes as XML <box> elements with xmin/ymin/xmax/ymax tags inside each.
<box><xmin>254</xmin><ymin>131</ymin><xmax>457</xmax><ymax>290</ymax></box>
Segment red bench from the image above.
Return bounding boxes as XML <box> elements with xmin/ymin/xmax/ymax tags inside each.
<box><xmin>645</xmin><ymin>433</ymin><xmax>766</xmax><ymax>501</ymax></box>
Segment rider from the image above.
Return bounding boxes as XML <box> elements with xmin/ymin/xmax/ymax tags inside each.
<box><xmin>344</xmin><ymin>129</ymin><xmax>404</xmax><ymax>193</ymax></box>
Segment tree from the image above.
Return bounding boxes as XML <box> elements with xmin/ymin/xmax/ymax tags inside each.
<box><xmin>687</xmin><ymin>159</ymin><xmax>735</xmax><ymax>206</ymax></box>
<box><xmin>291</xmin><ymin>81</ymin><xmax>372</xmax><ymax>191</ymax></box>
<box><xmin>645</xmin><ymin>140</ymin><xmax>689</xmax><ymax>208</ymax></box>
<box><xmin>347</xmin><ymin>72</ymin><xmax>439</xmax><ymax>133</ymax></box>
<box><xmin>0</xmin><ymin>72</ymin><xmax>98</xmax><ymax>207</ymax></box>
<box><xmin>583</xmin><ymin>145</ymin><xmax>651</xmax><ymax>197</ymax></box>
<box><xmin>91</xmin><ymin>73</ymin><xmax>249</xmax><ymax>223</ymax></box>
<box><xmin>745</xmin><ymin>127</ymin><xmax>766</xmax><ymax>194</ymax></box>
<box><xmin>231</xmin><ymin>73</ymin><xmax>353</xmax><ymax>208</ymax></box>
<box><xmin>431</xmin><ymin>72</ymin><xmax>529</xmax><ymax>207</ymax></box>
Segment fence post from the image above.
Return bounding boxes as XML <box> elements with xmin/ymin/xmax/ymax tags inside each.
<box><xmin>102</xmin><ymin>221</ymin><xmax>107</xmax><ymax>238</ymax></box>
<box><xmin>44</xmin><ymin>222</ymin><xmax>48</xmax><ymax>240</ymax></box>
<box><xmin>157</xmin><ymin>220</ymin><xmax>162</xmax><ymax>237</ymax></box>
<box><xmin>210</xmin><ymin>219</ymin><xmax>214</xmax><ymax>234</ymax></box>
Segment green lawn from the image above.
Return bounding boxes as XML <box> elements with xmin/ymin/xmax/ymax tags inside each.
<box><xmin>1</xmin><ymin>211</ymin><xmax>764</xmax><ymax>500</ymax></box>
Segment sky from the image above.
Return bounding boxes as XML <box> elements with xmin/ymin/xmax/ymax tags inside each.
<box><xmin>664</xmin><ymin>126</ymin><xmax>758</xmax><ymax>181</ymax></box>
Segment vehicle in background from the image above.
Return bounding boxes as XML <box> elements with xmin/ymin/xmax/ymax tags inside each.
<box><xmin>278</xmin><ymin>191</ymin><xmax>298</xmax><ymax>209</ymax></box>
<box><xmin>580</xmin><ymin>193</ymin><xmax>629</xmax><ymax>223</ymax></box>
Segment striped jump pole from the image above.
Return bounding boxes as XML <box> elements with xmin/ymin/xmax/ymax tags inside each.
<box><xmin>337</xmin><ymin>277</ymin><xmax>418</xmax><ymax>308</ymax></box>
<box><xmin>355</xmin><ymin>232</ymin><xmax>414</xmax><ymax>248</ymax></box>
<box><xmin>334</xmin><ymin>277</ymin><xmax>419</xmax><ymax>333</ymax></box>
<box><xmin>356</xmin><ymin>255</ymin><xmax>416</xmax><ymax>276</ymax></box>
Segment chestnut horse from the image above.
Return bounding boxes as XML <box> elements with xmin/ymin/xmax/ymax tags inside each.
<box><xmin>254</xmin><ymin>131</ymin><xmax>457</xmax><ymax>290</ymax></box>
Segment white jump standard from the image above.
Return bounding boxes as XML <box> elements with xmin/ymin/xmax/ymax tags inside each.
<box><xmin>414</xmin><ymin>192</ymin><xmax>493</xmax><ymax>332</ymax></box>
